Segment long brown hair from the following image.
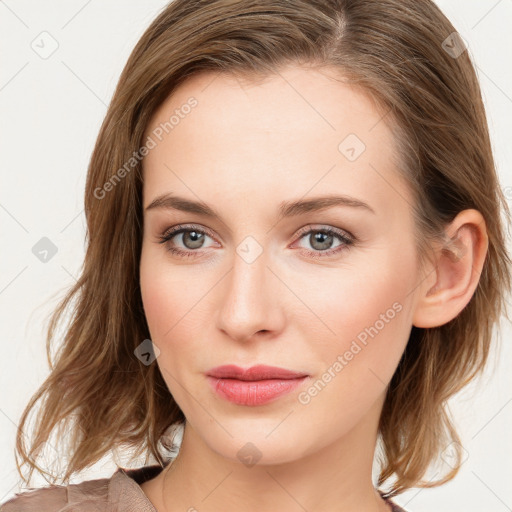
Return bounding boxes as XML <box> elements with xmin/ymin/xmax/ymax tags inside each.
<box><xmin>14</xmin><ymin>0</ymin><xmax>511</xmax><ymax>497</ymax></box>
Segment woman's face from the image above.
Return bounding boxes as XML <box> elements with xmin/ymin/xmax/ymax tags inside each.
<box><xmin>140</xmin><ymin>65</ymin><xmax>424</xmax><ymax>464</ymax></box>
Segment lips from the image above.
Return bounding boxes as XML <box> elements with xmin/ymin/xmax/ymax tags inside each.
<box><xmin>206</xmin><ymin>364</ymin><xmax>310</xmax><ymax>406</ymax></box>
<box><xmin>207</xmin><ymin>364</ymin><xmax>308</xmax><ymax>381</ymax></box>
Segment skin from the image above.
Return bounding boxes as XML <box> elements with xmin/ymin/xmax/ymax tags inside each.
<box><xmin>138</xmin><ymin>64</ymin><xmax>488</xmax><ymax>512</ymax></box>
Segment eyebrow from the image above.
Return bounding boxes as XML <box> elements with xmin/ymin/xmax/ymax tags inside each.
<box><xmin>144</xmin><ymin>193</ymin><xmax>376</xmax><ymax>220</ymax></box>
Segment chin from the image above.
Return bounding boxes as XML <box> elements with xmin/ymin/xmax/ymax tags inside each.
<box><xmin>189</xmin><ymin>416</ymin><xmax>322</xmax><ymax>467</ymax></box>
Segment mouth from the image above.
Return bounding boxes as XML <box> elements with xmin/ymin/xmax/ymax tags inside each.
<box><xmin>206</xmin><ymin>364</ymin><xmax>310</xmax><ymax>406</ymax></box>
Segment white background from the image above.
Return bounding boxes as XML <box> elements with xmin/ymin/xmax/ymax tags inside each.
<box><xmin>0</xmin><ymin>1</ymin><xmax>511</xmax><ymax>511</ymax></box>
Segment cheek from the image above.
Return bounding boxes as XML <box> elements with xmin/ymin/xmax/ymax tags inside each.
<box><xmin>139</xmin><ymin>247</ymin><xmax>215</xmax><ymax>353</ymax></box>
<box><xmin>302</xmin><ymin>248</ymin><xmax>416</xmax><ymax>387</ymax></box>
<box><xmin>140</xmin><ymin>263</ymin><xmax>176</xmax><ymax>340</ymax></box>
<box><xmin>139</xmin><ymin>255</ymin><xmax>203</xmax><ymax>400</ymax></box>
<box><xmin>140</xmin><ymin>246</ymin><xmax>190</xmax><ymax>344</ymax></box>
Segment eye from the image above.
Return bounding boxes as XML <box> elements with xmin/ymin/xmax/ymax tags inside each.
<box><xmin>292</xmin><ymin>225</ymin><xmax>354</xmax><ymax>259</ymax></box>
<box><xmin>157</xmin><ymin>223</ymin><xmax>355</xmax><ymax>259</ymax></box>
<box><xmin>157</xmin><ymin>224</ymin><xmax>217</xmax><ymax>258</ymax></box>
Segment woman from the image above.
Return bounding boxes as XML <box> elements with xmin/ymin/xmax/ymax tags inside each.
<box><xmin>2</xmin><ymin>0</ymin><xmax>510</xmax><ymax>511</ymax></box>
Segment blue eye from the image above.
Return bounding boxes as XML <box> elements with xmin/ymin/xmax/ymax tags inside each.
<box><xmin>157</xmin><ymin>224</ymin><xmax>354</xmax><ymax>259</ymax></box>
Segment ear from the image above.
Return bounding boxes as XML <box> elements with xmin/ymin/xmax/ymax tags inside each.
<box><xmin>412</xmin><ymin>209</ymin><xmax>489</xmax><ymax>328</ymax></box>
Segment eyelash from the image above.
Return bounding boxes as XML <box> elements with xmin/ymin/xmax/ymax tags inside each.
<box><xmin>156</xmin><ymin>223</ymin><xmax>355</xmax><ymax>260</ymax></box>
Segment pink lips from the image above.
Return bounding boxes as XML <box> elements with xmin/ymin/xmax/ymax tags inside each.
<box><xmin>206</xmin><ymin>364</ymin><xmax>309</xmax><ymax>406</ymax></box>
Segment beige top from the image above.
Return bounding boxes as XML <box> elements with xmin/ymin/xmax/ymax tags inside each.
<box><xmin>0</xmin><ymin>465</ymin><xmax>408</xmax><ymax>511</ymax></box>
<box><xmin>0</xmin><ymin>466</ymin><xmax>162</xmax><ymax>512</ymax></box>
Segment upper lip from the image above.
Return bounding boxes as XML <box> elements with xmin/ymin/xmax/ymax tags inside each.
<box><xmin>207</xmin><ymin>364</ymin><xmax>308</xmax><ymax>381</ymax></box>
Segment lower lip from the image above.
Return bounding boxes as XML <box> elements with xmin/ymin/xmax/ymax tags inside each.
<box><xmin>207</xmin><ymin>376</ymin><xmax>308</xmax><ymax>406</ymax></box>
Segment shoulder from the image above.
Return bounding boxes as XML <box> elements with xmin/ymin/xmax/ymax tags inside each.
<box><xmin>1</xmin><ymin>485</ymin><xmax>67</xmax><ymax>511</ymax></box>
<box><xmin>0</xmin><ymin>474</ymin><xmax>111</xmax><ymax>512</ymax></box>
<box><xmin>0</xmin><ymin>464</ymin><xmax>165</xmax><ymax>512</ymax></box>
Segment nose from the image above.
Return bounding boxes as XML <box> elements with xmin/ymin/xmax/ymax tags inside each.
<box><xmin>215</xmin><ymin>244</ymin><xmax>285</xmax><ymax>343</ymax></box>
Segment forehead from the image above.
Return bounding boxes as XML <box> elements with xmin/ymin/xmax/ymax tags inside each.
<box><xmin>141</xmin><ymin>65</ymin><xmax>413</xmax><ymax>220</ymax></box>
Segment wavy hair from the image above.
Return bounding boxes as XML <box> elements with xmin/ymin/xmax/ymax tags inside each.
<box><xmin>14</xmin><ymin>0</ymin><xmax>511</xmax><ymax>498</ymax></box>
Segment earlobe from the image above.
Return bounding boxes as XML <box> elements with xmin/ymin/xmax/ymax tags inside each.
<box><xmin>412</xmin><ymin>209</ymin><xmax>489</xmax><ymax>328</ymax></box>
